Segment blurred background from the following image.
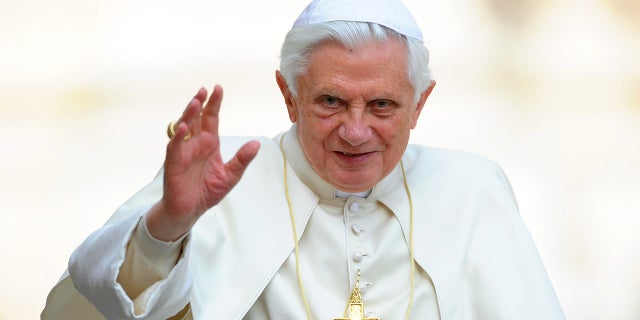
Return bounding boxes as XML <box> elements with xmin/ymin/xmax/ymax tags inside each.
<box><xmin>0</xmin><ymin>0</ymin><xmax>638</xmax><ymax>318</ymax></box>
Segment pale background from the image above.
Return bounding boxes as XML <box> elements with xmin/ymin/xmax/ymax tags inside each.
<box><xmin>1</xmin><ymin>0</ymin><xmax>638</xmax><ymax>319</ymax></box>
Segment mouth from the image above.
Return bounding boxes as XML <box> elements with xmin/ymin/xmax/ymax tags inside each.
<box><xmin>334</xmin><ymin>151</ymin><xmax>374</xmax><ymax>161</ymax></box>
<box><xmin>340</xmin><ymin>151</ymin><xmax>362</xmax><ymax>156</ymax></box>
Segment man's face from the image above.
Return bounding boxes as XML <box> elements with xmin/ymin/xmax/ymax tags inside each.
<box><xmin>278</xmin><ymin>38</ymin><xmax>433</xmax><ymax>192</ymax></box>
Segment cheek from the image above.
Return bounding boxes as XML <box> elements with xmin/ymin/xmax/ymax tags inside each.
<box><xmin>297</xmin><ymin>120</ymin><xmax>327</xmax><ymax>157</ymax></box>
<box><xmin>379</xmin><ymin>116</ymin><xmax>411</xmax><ymax>141</ymax></box>
<box><xmin>379</xmin><ymin>116</ymin><xmax>412</xmax><ymax>159</ymax></box>
<box><xmin>300</xmin><ymin>113</ymin><xmax>338</xmax><ymax>139</ymax></box>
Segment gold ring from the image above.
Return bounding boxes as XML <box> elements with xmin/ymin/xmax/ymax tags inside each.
<box><xmin>167</xmin><ymin>121</ymin><xmax>177</xmax><ymax>138</ymax></box>
<box><xmin>167</xmin><ymin>121</ymin><xmax>192</xmax><ymax>140</ymax></box>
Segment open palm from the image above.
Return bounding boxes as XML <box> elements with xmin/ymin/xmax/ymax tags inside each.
<box><xmin>147</xmin><ymin>86</ymin><xmax>260</xmax><ymax>241</ymax></box>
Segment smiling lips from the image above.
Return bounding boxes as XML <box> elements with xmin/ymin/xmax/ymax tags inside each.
<box><xmin>335</xmin><ymin>150</ymin><xmax>375</xmax><ymax>162</ymax></box>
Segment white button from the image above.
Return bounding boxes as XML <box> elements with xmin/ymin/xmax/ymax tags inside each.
<box><xmin>351</xmin><ymin>224</ymin><xmax>365</xmax><ymax>235</ymax></box>
<box><xmin>352</xmin><ymin>251</ymin><xmax>364</xmax><ymax>262</ymax></box>
<box><xmin>349</xmin><ymin>202</ymin><xmax>360</xmax><ymax>213</ymax></box>
<box><xmin>352</xmin><ymin>251</ymin><xmax>369</xmax><ymax>262</ymax></box>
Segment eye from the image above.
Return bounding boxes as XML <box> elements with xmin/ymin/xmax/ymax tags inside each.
<box><xmin>372</xmin><ymin>100</ymin><xmax>392</xmax><ymax>109</ymax></box>
<box><xmin>321</xmin><ymin>95</ymin><xmax>341</xmax><ymax>107</ymax></box>
<box><xmin>369</xmin><ymin>99</ymin><xmax>398</xmax><ymax>116</ymax></box>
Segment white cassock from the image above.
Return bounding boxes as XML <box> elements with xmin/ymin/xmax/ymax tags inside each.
<box><xmin>42</xmin><ymin>125</ymin><xmax>565</xmax><ymax>319</ymax></box>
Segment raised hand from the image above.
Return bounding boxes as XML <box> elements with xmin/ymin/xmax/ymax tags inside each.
<box><xmin>147</xmin><ymin>85</ymin><xmax>260</xmax><ymax>241</ymax></box>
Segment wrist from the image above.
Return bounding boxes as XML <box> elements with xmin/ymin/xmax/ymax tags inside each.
<box><xmin>146</xmin><ymin>201</ymin><xmax>195</xmax><ymax>242</ymax></box>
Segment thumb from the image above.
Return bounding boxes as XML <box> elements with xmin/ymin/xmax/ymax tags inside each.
<box><xmin>225</xmin><ymin>140</ymin><xmax>261</xmax><ymax>182</ymax></box>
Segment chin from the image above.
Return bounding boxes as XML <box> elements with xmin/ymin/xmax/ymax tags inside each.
<box><xmin>333</xmin><ymin>176</ymin><xmax>378</xmax><ymax>192</ymax></box>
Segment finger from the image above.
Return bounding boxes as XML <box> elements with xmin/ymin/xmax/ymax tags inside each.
<box><xmin>194</xmin><ymin>87</ymin><xmax>208</xmax><ymax>104</ymax></box>
<box><xmin>165</xmin><ymin>122</ymin><xmax>191</xmax><ymax>168</ymax></box>
<box><xmin>178</xmin><ymin>97</ymin><xmax>204</xmax><ymax>137</ymax></box>
<box><xmin>201</xmin><ymin>85</ymin><xmax>223</xmax><ymax>135</ymax></box>
<box><xmin>168</xmin><ymin>122</ymin><xmax>192</xmax><ymax>146</ymax></box>
<box><xmin>181</xmin><ymin>87</ymin><xmax>207</xmax><ymax>121</ymax></box>
<box><xmin>225</xmin><ymin>140</ymin><xmax>261</xmax><ymax>183</ymax></box>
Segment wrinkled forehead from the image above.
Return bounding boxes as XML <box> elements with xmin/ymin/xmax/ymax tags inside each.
<box><xmin>303</xmin><ymin>39</ymin><xmax>414</xmax><ymax>99</ymax></box>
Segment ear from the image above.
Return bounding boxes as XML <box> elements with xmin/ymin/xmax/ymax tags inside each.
<box><xmin>411</xmin><ymin>80</ymin><xmax>436</xmax><ymax>129</ymax></box>
<box><xmin>275</xmin><ymin>70</ymin><xmax>298</xmax><ymax>123</ymax></box>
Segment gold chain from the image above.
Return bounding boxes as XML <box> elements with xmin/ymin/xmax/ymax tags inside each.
<box><xmin>280</xmin><ymin>136</ymin><xmax>312</xmax><ymax>319</ymax></box>
<box><xmin>279</xmin><ymin>135</ymin><xmax>415</xmax><ymax>319</ymax></box>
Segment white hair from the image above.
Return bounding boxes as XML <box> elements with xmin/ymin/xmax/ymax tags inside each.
<box><xmin>279</xmin><ymin>21</ymin><xmax>432</xmax><ymax>103</ymax></box>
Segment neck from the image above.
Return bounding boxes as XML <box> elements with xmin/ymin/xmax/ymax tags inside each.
<box><xmin>335</xmin><ymin>189</ymin><xmax>372</xmax><ymax>199</ymax></box>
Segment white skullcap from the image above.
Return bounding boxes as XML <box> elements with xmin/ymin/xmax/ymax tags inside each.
<box><xmin>293</xmin><ymin>0</ymin><xmax>423</xmax><ymax>41</ymax></box>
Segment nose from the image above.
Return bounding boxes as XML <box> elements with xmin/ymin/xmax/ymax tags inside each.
<box><xmin>338</xmin><ymin>110</ymin><xmax>373</xmax><ymax>146</ymax></box>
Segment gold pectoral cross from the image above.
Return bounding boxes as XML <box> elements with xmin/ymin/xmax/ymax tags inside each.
<box><xmin>333</xmin><ymin>270</ymin><xmax>379</xmax><ymax>320</ymax></box>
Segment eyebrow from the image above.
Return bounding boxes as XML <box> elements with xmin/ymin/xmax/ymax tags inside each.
<box><xmin>311</xmin><ymin>85</ymin><xmax>401</xmax><ymax>102</ymax></box>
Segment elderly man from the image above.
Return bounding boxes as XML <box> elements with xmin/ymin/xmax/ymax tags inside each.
<box><xmin>42</xmin><ymin>0</ymin><xmax>564</xmax><ymax>319</ymax></box>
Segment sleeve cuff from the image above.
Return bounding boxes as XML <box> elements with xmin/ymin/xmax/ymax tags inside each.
<box><xmin>132</xmin><ymin>214</ymin><xmax>188</xmax><ymax>277</ymax></box>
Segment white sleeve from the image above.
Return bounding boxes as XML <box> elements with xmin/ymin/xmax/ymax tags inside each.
<box><xmin>117</xmin><ymin>214</ymin><xmax>188</xmax><ymax>315</ymax></box>
<box><xmin>68</xmin><ymin>210</ymin><xmax>193</xmax><ymax>319</ymax></box>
